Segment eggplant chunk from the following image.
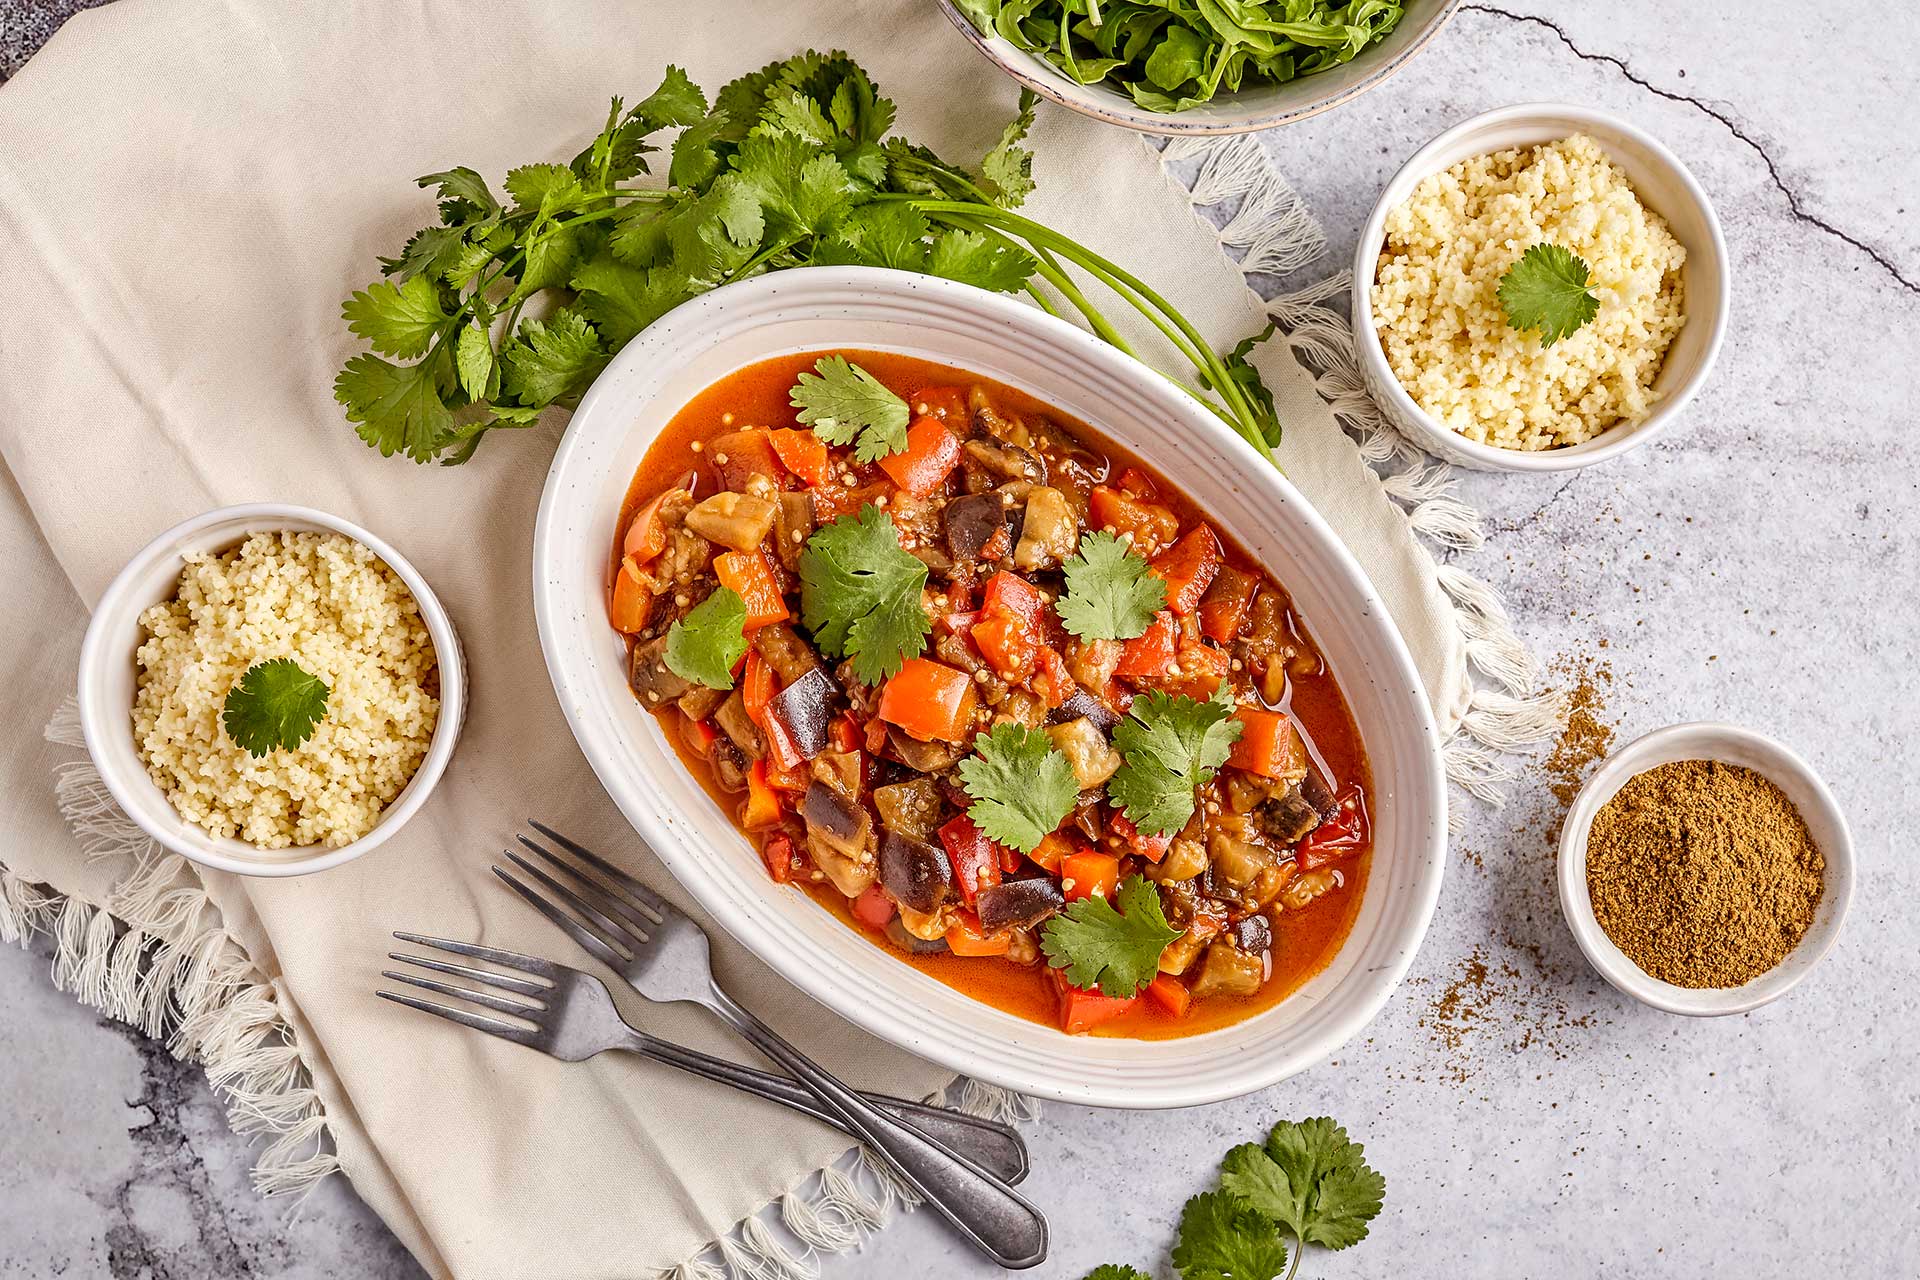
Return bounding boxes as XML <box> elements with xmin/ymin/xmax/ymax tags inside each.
<box><xmin>885</xmin><ymin>914</ymin><xmax>951</xmax><ymax>954</ymax></box>
<box><xmin>754</xmin><ymin>623</ymin><xmax>823</xmax><ymax>684</ymax></box>
<box><xmin>887</xmin><ymin>726</ymin><xmax>965</xmax><ymax>773</ymax></box>
<box><xmin>1207</xmin><ymin>814</ymin><xmax>1274</xmax><ymax>888</ymax></box>
<box><xmin>807</xmin><ymin>828</ymin><xmax>876</xmax><ymax>898</ymax></box>
<box><xmin>1046</xmin><ymin>717</ymin><xmax>1122</xmax><ymax>790</ymax></box>
<box><xmin>774</xmin><ymin>492</ymin><xmax>816</xmax><ymax>572</ymax></box>
<box><xmin>878</xmin><ymin>830</ymin><xmax>954</xmax><ymax>914</ymax></box>
<box><xmin>963</xmin><ymin>436</ymin><xmax>1047</xmax><ymax>485</ymax></box>
<box><xmin>944</xmin><ymin>491</ymin><xmax>1018</xmax><ymax>563</ymax></box>
<box><xmin>684</xmin><ymin>491</ymin><xmax>777</xmax><ymax>551</ymax></box>
<box><xmin>975</xmin><ymin>878</ymin><xmax>1066</xmax><ymax>933</ymax></box>
<box><xmin>1064</xmin><ymin>637</ymin><xmax>1123</xmax><ymax>691</ymax></box>
<box><xmin>769</xmin><ymin>668</ymin><xmax>839</xmax><ymax>759</ymax></box>
<box><xmin>677</xmin><ymin>683</ymin><xmax>726</xmax><ymax>722</ymax></box>
<box><xmin>874</xmin><ymin>777</ymin><xmax>944</xmax><ymax>842</ymax></box>
<box><xmin>1232</xmin><ymin>914</ymin><xmax>1273</xmax><ymax>955</ymax></box>
<box><xmin>802</xmin><ymin>781</ymin><xmax>870</xmax><ymax>851</ymax></box>
<box><xmin>710</xmin><ymin>740</ymin><xmax>750</xmax><ymax>794</ymax></box>
<box><xmin>1013</xmin><ymin>486</ymin><xmax>1076</xmax><ymax>570</ymax></box>
<box><xmin>810</xmin><ymin>749</ymin><xmax>862</xmax><ymax>802</ymax></box>
<box><xmin>1048</xmin><ymin>687</ymin><xmax>1120</xmax><ymax>734</ymax></box>
<box><xmin>1191</xmin><ymin>939</ymin><xmax>1267</xmax><ymax>999</ymax></box>
<box><xmin>714</xmin><ymin>689</ymin><xmax>765</xmax><ymax>759</ymax></box>
<box><xmin>629</xmin><ymin>636</ymin><xmax>694</xmax><ymax>707</ymax></box>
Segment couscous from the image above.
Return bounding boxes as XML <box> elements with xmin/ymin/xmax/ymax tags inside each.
<box><xmin>1371</xmin><ymin>133</ymin><xmax>1687</xmax><ymax>450</ymax></box>
<box><xmin>132</xmin><ymin>531</ymin><xmax>439</xmax><ymax>848</ymax></box>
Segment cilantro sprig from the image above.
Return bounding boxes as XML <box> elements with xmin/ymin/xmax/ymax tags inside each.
<box><xmin>957</xmin><ymin>723</ymin><xmax>1079</xmax><ymax>854</ymax></box>
<box><xmin>222</xmin><ymin>659</ymin><xmax>329</xmax><ymax>757</ymax></box>
<box><xmin>1039</xmin><ymin>874</ymin><xmax>1181</xmax><ymax>998</ymax></box>
<box><xmin>333</xmin><ymin>54</ymin><xmax>1283</xmax><ymax>467</ymax></box>
<box><xmin>1079</xmin><ymin>1115</ymin><xmax>1387</xmax><ymax>1280</ymax></box>
<box><xmin>663</xmin><ymin>587</ymin><xmax>749</xmax><ymax>690</ymax></box>
<box><xmin>790</xmin><ymin>356</ymin><xmax>909</xmax><ymax>463</ymax></box>
<box><xmin>1056</xmin><ymin>531</ymin><xmax>1166</xmax><ymax>641</ymax></box>
<box><xmin>1497</xmin><ymin>243</ymin><xmax>1600</xmax><ymax>347</ymax></box>
<box><xmin>798</xmin><ymin>504</ymin><xmax>929</xmax><ymax>685</ymax></box>
<box><xmin>1107</xmin><ymin>687</ymin><xmax>1244</xmax><ymax>837</ymax></box>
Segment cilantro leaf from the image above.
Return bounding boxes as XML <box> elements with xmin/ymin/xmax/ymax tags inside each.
<box><xmin>1202</xmin><ymin>321</ymin><xmax>1282</xmax><ymax>450</ymax></box>
<box><xmin>1108</xmin><ymin>688</ymin><xmax>1243</xmax><ymax>837</ymax></box>
<box><xmin>630</xmin><ymin>65</ymin><xmax>707</xmax><ymax>130</ymax></box>
<box><xmin>664</xmin><ymin>587</ymin><xmax>749</xmax><ymax>690</ymax></box>
<box><xmin>799</xmin><ymin>504</ymin><xmax>929</xmax><ymax>684</ymax></box>
<box><xmin>379</xmin><ymin>224</ymin><xmax>469</xmax><ymax>283</ymax></box>
<box><xmin>1040</xmin><ymin>874</ymin><xmax>1181</xmax><ymax>998</ymax></box>
<box><xmin>1220</xmin><ymin>1117</ymin><xmax>1386</xmax><ymax>1252</ymax></box>
<box><xmin>1080</xmin><ymin>1268</ymin><xmax>1151</xmax><ymax>1280</ymax></box>
<box><xmin>957</xmin><ymin>723</ymin><xmax>1079</xmax><ymax>854</ymax></box>
<box><xmin>979</xmin><ymin>88</ymin><xmax>1038</xmax><ymax>208</ymax></box>
<box><xmin>790</xmin><ymin>356</ymin><xmax>910</xmax><ymax>463</ymax></box>
<box><xmin>335</xmin><ymin>353</ymin><xmax>454</xmax><ymax>462</ymax></box>
<box><xmin>341</xmin><ymin>274</ymin><xmax>449</xmax><ymax>359</ymax></box>
<box><xmin>1056</xmin><ymin>531</ymin><xmax>1166</xmax><ymax>641</ymax></box>
<box><xmin>571</xmin><ymin>256</ymin><xmax>695</xmax><ymax>346</ymax></box>
<box><xmin>222</xmin><ymin>659</ymin><xmax>329</xmax><ymax>757</ymax></box>
<box><xmin>499</xmin><ymin>310</ymin><xmax>607</xmax><ymax>405</ymax></box>
<box><xmin>416</xmin><ymin>167</ymin><xmax>499</xmax><ymax>219</ymax></box>
<box><xmin>927</xmin><ymin>228</ymin><xmax>1036</xmax><ymax>293</ymax></box>
<box><xmin>1169</xmin><ymin>1191</ymin><xmax>1291</xmax><ymax>1280</ymax></box>
<box><xmin>1497</xmin><ymin>243</ymin><xmax>1600</xmax><ymax>347</ymax></box>
<box><xmin>454</xmin><ymin>323</ymin><xmax>493</xmax><ymax>401</ymax></box>
<box><xmin>504</xmin><ymin>162</ymin><xmax>583</xmax><ymax>214</ymax></box>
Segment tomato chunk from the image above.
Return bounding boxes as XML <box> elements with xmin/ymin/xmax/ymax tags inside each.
<box><xmin>979</xmin><ymin>571</ymin><xmax>1050</xmax><ymax>631</ymax></box>
<box><xmin>938</xmin><ymin>814</ymin><xmax>1005</xmax><ymax>908</ymax></box>
<box><xmin>622</xmin><ymin>488</ymin><xmax>676</xmax><ymax>565</ymax></box>
<box><xmin>1150</xmin><ymin>526</ymin><xmax>1222</xmax><ymax>616</ymax></box>
<box><xmin>768</xmin><ymin>429</ymin><xmax>833</xmax><ymax>488</ymax></box>
<box><xmin>879</xmin><ymin>417</ymin><xmax>962</xmax><ymax>497</ymax></box>
<box><xmin>1061</xmin><ymin>851</ymin><xmax>1119</xmax><ymax>903</ymax></box>
<box><xmin>1228</xmin><ymin>708</ymin><xmax>1309</xmax><ymax>781</ymax></box>
<box><xmin>851</xmin><ymin>883</ymin><xmax>895</xmax><ymax>928</ymax></box>
<box><xmin>1298</xmin><ymin>788</ymin><xmax>1368</xmax><ymax>870</ymax></box>
<box><xmin>877</xmin><ymin>658</ymin><xmax>979</xmax><ymax>743</ymax></box>
<box><xmin>1107</xmin><ymin>811</ymin><xmax>1171</xmax><ymax>863</ymax></box>
<box><xmin>715</xmin><ymin>549</ymin><xmax>789</xmax><ymax>629</ymax></box>
<box><xmin>761</xmin><ymin>833</ymin><xmax>799</xmax><ymax>885</ymax></box>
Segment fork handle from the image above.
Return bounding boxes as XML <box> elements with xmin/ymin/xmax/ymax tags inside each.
<box><xmin>619</xmin><ymin>1031</ymin><xmax>1029</xmax><ymax>1185</ymax></box>
<box><xmin>702</xmin><ymin>984</ymin><xmax>1049</xmax><ymax>1270</ymax></box>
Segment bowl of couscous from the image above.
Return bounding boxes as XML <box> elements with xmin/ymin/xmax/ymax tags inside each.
<box><xmin>77</xmin><ymin>504</ymin><xmax>466</xmax><ymax>877</ymax></box>
<box><xmin>1351</xmin><ymin>103</ymin><xmax>1729</xmax><ymax>472</ymax></box>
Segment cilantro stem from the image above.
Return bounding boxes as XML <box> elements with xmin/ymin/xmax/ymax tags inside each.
<box><xmin>1285</xmin><ymin>1231</ymin><xmax>1304</xmax><ymax>1280</ymax></box>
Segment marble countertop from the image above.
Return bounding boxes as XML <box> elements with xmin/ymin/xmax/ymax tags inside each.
<box><xmin>3</xmin><ymin>2</ymin><xmax>1915</xmax><ymax>1276</ymax></box>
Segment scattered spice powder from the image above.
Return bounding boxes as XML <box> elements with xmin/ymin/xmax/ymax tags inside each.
<box><xmin>1586</xmin><ymin>760</ymin><xmax>1824</xmax><ymax>988</ymax></box>
<box><xmin>1547</xmin><ymin>659</ymin><xmax>1615</xmax><ymax>807</ymax></box>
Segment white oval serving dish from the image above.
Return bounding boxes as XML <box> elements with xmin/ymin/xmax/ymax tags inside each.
<box><xmin>531</xmin><ymin>267</ymin><xmax>1446</xmax><ymax>1107</ymax></box>
<box><xmin>1352</xmin><ymin>102</ymin><xmax>1730</xmax><ymax>473</ymax></box>
<box><xmin>77</xmin><ymin>504</ymin><xmax>467</xmax><ymax>878</ymax></box>
<box><xmin>1557</xmin><ymin>722</ymin><xmax>1853</xmax><ymax>1016</ymax></box>
<box><xmin>936</xmin><ymin>0</ymin><xmax>1462</xmax><ymax>136</ymax></box>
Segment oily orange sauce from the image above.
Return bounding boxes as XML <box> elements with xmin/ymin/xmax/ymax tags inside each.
<box><xmin>625</xmin><ymin>350</ymin><xmax>1373</xmax><ymax>1039</ymax></box>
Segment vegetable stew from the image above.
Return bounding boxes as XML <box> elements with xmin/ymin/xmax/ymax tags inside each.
<box><xmin>611</xmin><ymin>351</ymin><xmax>1371</xmax><ymax>1038</ymax></box>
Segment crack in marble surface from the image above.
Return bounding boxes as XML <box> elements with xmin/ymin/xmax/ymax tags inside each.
<box><xmin>1461</xmin><ymin>4</ymin><xmax>1920</xmax><ymax>295</ymax></box>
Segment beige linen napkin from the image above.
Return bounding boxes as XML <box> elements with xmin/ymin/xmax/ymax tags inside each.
<box><xmin>0</xmin><ymin>1</ymin><xmax>1479</xmax><ymax>1276</ymax></box>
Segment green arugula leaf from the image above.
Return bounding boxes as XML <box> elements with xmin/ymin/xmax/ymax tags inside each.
<box><xmin>798</xmin><ymin>504</ymin><xmax>930</xmax><ymax>684</ymax></box>
<box><xmin>1079</xmin><ymin>1268</ymin><xmax>1150</xmax><ymax>1280</ymax></box>
<box><xmin>790</xmin><ymin>356</ymin><xmax>910</xmax><ymax>463</ymax></box>
<box><xmin>1219</xmin><ymin>1117</ymin><xmax>1386</xmax><ymax>1252</ymax></box>
<box><xmin>335</xmin><ymin>353</ymin><xmax>454</xmax><ymax>462</ymax></box>
<box><xmin>1497</xmin><ymin>242</ymin><xmax>1600</xmax><ymax>347</ymax></box>
<box><xmin>1108</xmin><ymin>688</ymin><xmax>1243</xmax><ymax>837</ymax></box>
<box><xmin>221</xmin><ymin>659</ymin><xmax>329</xmax><ymax>757</ymax></box>
<box><xmin>1040</xmin><ymin>874</ymin><xmax>1181</xmax><ymax>998</ymax></box>
<box><xmin>1056</xmin><ymin>531</ymin><xmax>1166</xmax><ymax>641</ymax></box>
<box><xmin>499</xmin><ymin>310</ymin><xmax>607</xmax><ymax>405</ymax></box>
<box><xmin>957</xmin><ymin>723</ymin><xmax>1079</xmax><ymax>854</ymax></box>
<box><xmin>979</xmin><ymin>88</ymin><xmax>1038</xmax><ymax>207</ymax></box>
<box><xmin>341</xmin><ymin>274</ymin><xmax>449</xmax><ymax>359</ymax></box>
<box><xmin>664</xmin><ymin>587</ymin><xmax>749</xmax><ymax>690</ymax></box>
<box><xmin>1169</xmin><ymin>1191</ymin><xmax>1291</xmax><ymax>1280</ymax></box>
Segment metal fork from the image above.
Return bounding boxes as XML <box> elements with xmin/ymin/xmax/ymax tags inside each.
<box><xmin>377</xmin><ymin>934</ymin><xmax>1027</xmax><ymax>1185</ymax></box>
<box><xmin>495</xmin><ymin>820</ymin><xmax>1049</xmax><ymax>1271</ymax></box>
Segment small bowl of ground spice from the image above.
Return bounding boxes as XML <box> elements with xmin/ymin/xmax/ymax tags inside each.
<box><xmin>1557</xmin><ymin>723</ymin><xmax>1853</xmax><ymax>1016</ymax></box>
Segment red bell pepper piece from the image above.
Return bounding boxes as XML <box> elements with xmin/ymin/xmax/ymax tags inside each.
<box><xmin>1150</xmin><ymin>526</ymin><xmax>1222</xmax><ymax>616</ymax></box>
<box><xmin>1115</xmin><ymin>611</ymin><xmax>1177</xmax><ymax>681</ymax></box>
<box><xmin>1143</xmin><ymin>973</ymin><xmax>1192</xmax><ymax>1018</ymax></box>
<box><xmin>768</xmin><ymin>429</ymin><xmax>834</xmax><ymax>489</ymax></box>
<box><xmin>761</xmin><ymin>833</ymin><xmax>799</xmax><ymax>884</ymax></box>
<box><xmin>622</xmin><ymin>488</ymin><xmax>677</xmax><ymax>565</ymax></box>
<box><xmin>970</xmin><ymin>611</ymin><xmax>1037</xmax><ymax>681</ymax></box>
<box><xmin>710</xmin><ymin>429</ymin><xmax>783</xmax><ymax>491</ymax></box>
<box><xmin>878</xmin><ymin>658</ymin><xmax>979</xmax><ymax>743</ymax></box>
<box><xmin>1089</xmin><ymin>485</ymin><xmax>1180</xmax><ymax>557</ymax></box>
<box><xmin>715</xmin><ymin>549</ymin><xmax>789</xmax><ymax>630</ymax></box>
<box><xmin>851</xmin><ymin>883</ymin><xmax>895</xmax><ymax>928</ymax></box>
<box><xmin>1054</xmin><ymin>973</ymin><xmax>1137</xmax><ymax>1035</ymax></box>
<box><xmin>1114</xmin><ymin>467</ymin><xmax>1159</xmax><ymax>500</ymax></box>
<box><xmin>742</xmin><ymin>760</ymin><xmax>784</xmax><ymax>830</ymax></box>
<box><xmin>1028</xmin><ymin>831</ymin><xmax>1074</xmax><ymax>875</ymax></box>
<box><xmin>1163</xmin><ymin>640</ymin><xmax>1231</xmax><ymax>701</ymax></box>
<box><xmin>830</xmin><ymin>713</ymin><xmax>863</xmax><ymax>754</ymax></box>
<box><xmin>938</xmin><ymin>814</ymin><xmax>1005</xmax><ymax>908</ymax></box>
<box><xmin>1032</xmin><ymin>648</ymin><xmax>1073</xmax><ymax>708</ymax></box>
<box><xmin>1228</xmin><ymin>708</ymin><xmax>1310</xmax><ymax>781</ymax></box>
<box><xmin>945</xmin><ymin>912</ymin><xmax>1012</xmax><ymax>957</ymax></box>
<box><xmin>878</xmin><ymin>416</ymin><xmax>962</xmax><ymax>497</ymax></box>
<box><xmin>609</xmin><ymin>556</ymin><xmax>653</xmax><ymax>634</ymax></box>
<box><xmin>1061</xmin><ymin>851</ymin><xmax>1120</xmax><ymax>903</ymax></box>
<box><xmin>1106</xmin><ymin>811</ymin><xmax>1172</xmax><ymax>863</ymax></box>
<box><xmin>1297</xmin><ymin>788</ymin><xmax>1368</xmax><ymax>870</ymax></box>
<box><xmin>979</xmin><ymin>571</ymin><xmax>1050</xmax><ymax>630</ymax></box>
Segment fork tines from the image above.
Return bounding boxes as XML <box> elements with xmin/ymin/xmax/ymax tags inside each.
<box><xmin>493</xmin><ymin>821</ymin><xmax>665</xmax><ymax>971</ymax></box>
<box><xmin>378</xmin><ymin>933</ymin><xmax>555</xmax><ymax>1047</ymax></box>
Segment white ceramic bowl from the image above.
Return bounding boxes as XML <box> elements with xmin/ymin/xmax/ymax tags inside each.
<box><xmin>1352</xmin><ymin>103</ymin><xmax>1730</xmax><ymax>472</ymax></box>
<box><xmin>1557</xmin><ymin>723</ymin><xmax>1854</xmax><ymax>1016</ymax></box>
<box><xmin>935</xmin><ymin>0</ymin><xmax>1461</xmax><ymax>136</ymax></box>
<box><xmin>531</xmin><ymin>267</ymin><xmax>1447</xmax><ymax>1107</ymax></box>
<box><xmin>77</xmin><ymin>504</ymin><xmax>466</xmax><ymax>878</ymax></box>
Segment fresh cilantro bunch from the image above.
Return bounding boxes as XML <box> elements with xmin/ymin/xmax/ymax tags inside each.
<box><xmin>1039</xmin><ymin>874</ymin><xmax>1181</xmax><ymax>997</ymax></box>
<box><xmin>1498</xmin><ymin>243</ymin><xmax>1600</xmax><ymax>347</ymax></box>
<box><xmin>1056</xmin><ymin>530</ymin><xmax>1165</xmax><ymax>641</ymax></box>
<box><xmin>222</xmin><ymin>659</ymin><xmax>329</xmax><ymax>756</ymax></box>
<box><xmin>1082</xmin><ymin>1116</ymin><xmax>1387</xmax><ymax>1280</ymax></box>
<box><xmin>1108</xmin><ymin>687</ymin><xmax>1243</xmax><ymax>836</ymax></box>
<box><xmin>957</xmin><ymin>722</ymin><xmax>1079</xmax><ymax>853</ymax></box>
<box><xmin>335</xmin><ymin>52</ymin><xmax>1283</xmax><ymax>466</ymax></box>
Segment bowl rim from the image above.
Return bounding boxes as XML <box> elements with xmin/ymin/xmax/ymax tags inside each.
<box><xmin>75</xmin><ymin>502</ymin><xmax>466</xmax><ymax>878</ymax></box>
<box><xmin>1555</xmin><ymin>721</ymin><xmax>1855</xmax><ymax>1016</ymax></box>
<box><xmin>934</xmin><ymin>0</ymin><xmax>1464</xmax><ymax>136</ymax></box>
<box><xmin>1349</xmin><ymin>100</ymin><xmax>1731</xmax><ymax>473</ymax></box>
<box><xmin>531</xmin><ymin>265</ymin><xmax>1448</xmax><ymax>1106</ymax></box>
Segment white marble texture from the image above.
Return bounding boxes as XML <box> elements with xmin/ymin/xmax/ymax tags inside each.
<box><xmin>3</xmin><ymin>1</ymin><xmax>1916</xmax><ymax>1277</ymax></box>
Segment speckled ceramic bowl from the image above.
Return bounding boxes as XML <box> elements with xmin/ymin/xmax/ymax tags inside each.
<box><xmin>1558</xmin><ymin>723</ymin><xmax>1853</xmax><ymax>1016</ymax></box>
<box><xmin>935</xmin><ymin>0</ymin><xmax>1462</xmax><ymax>136</ymax></box>
<box><xmin>531</xmin><ymin>266</ymin><xmax>1448</xmax><ymax>1107</ymax></box>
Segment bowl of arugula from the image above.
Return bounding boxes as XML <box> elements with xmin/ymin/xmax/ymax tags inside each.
<box><xmin>531</xmin><ymin>266</ymin><xmax>1447</xmax><ymax>1106</ymax></box>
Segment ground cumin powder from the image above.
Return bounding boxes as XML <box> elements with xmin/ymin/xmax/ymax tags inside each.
<box><xmin>1586</xmin><ymin>760</ymin><xmax>1824</xmax><ymax>988</ymax></box>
